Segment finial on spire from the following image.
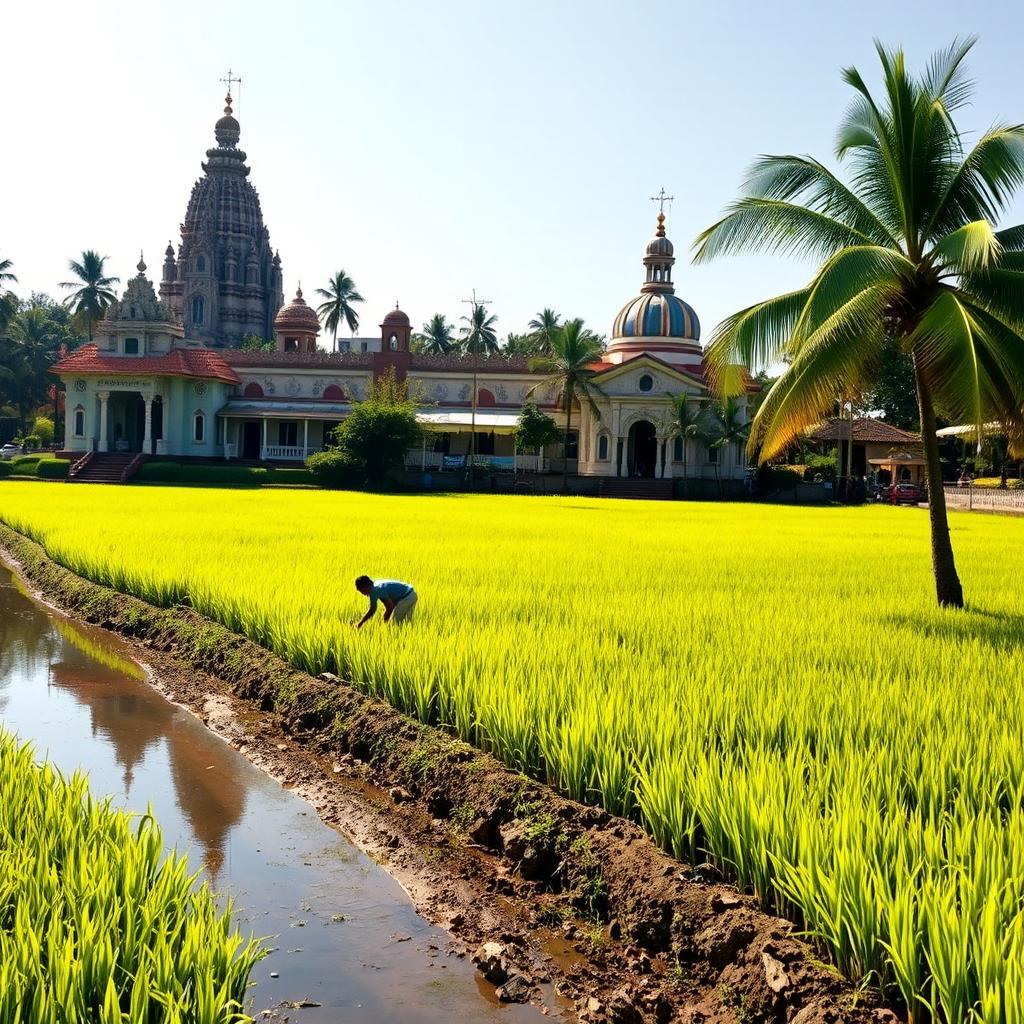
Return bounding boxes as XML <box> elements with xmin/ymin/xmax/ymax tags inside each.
<box><xmin>296</xmin><ymin>282</ymin><xmax>303</xmax><ymax>299</ymax></box>
<box><xmin>395</xmin><ymin>300</ymin><xmax>400</xmax><ymax>310</ymax></box>
<box><xmin>137</xmin><ymin>251</ymin><xmax>147</xmax><ymax>274</ymax></box>
<box><xmin>220</xmin><ymin>69</ymin><xmax>241</xmax><ymax>113</ymax></box>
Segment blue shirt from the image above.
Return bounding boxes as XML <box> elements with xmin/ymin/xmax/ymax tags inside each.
<box><xmin>367</xmin><ymin>579</ymin><xmax>413</xmax><ymax>614</ymax></box>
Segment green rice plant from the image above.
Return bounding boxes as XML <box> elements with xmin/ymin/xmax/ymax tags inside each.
<box><xmin>0</xmin><ymin>728</ymin><xmax>265</xmax><ymax>1022</ymax></box>
<box><xmin>2</xmin><ymin>483</ymin><xmax>1024</xmax><ymax>1022</ymax></box>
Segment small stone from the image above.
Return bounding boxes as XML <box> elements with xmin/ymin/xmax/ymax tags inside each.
<box><xmin>319</xmin><ymin>672</ymin><xmax>338</xmax><ymax>682</ymax></box>
<box><xmin>608</xmin><ymin>986</ymin><xmax>642</xmax><ymax>1024</ymax></box>
<box><xmin>762</xmin><ymin>951</ymin><xmax>790</xmax><ymax>993</ymax></box>
<box><xmin>269</xmin><ymin>971</ymin><xmax>279</xmax><ymax>978</ymax></box>
<box><xmin>332</xmin><ymin>764</ymin><xmax>343</xmax><ymax>774</ymax></box>
<box><xmin>587</xmin><ymin>997</ymin><xmax>602</xmax><ymax>1013</ymax></box>
<box><xmin>276</xmin><ymin>743</ymin><xmax>287</xmax><ymax>751</ymax></box>
<box><xmin>495</xmin><ymin>973</ymin><xmax>533</xmax><ymax>1003</ymax></box>
<box><xmin>472</xmin><ymin>941</ymin><xmax>509</xmax><ymax>984</ymax></box>
<box><xmin>388</xmin><ymin>786</ymin><xmax>412</xmax><ymax>803</ymax></box>
<box><xmin>711</xmin><ymin>892</ymin><xmax>743</xmax><ymax>911</ymax></box>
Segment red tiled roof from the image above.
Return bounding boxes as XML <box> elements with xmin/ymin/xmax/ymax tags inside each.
<box><xmin>809</xmin><ymin>417</ymin><xmax>921</xmax><ymax>444</ymax></box>
<box><xmin>52</xmin><ymin>345</ymin><xmax>240</xmax><ymax>385</ymax></box>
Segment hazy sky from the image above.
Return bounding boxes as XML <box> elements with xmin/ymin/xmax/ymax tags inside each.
<box><xmin>4</xmin><ymin>0</ymin><xmax>1023</xmax><ymax>344</ymax></box>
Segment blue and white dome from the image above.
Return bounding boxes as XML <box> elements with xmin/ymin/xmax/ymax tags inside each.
<box><xmin>613</xmin><ymin>292</ymin><xmax>700</xmax><ymax>341</ymax></box>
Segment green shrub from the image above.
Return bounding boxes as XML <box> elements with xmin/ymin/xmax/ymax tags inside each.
<box><xmin>307</xmin><ymin>449</ymin><xmax>363</xmax><ymax>489</ymax></box>
<box><xmin>137</xmin><ymin>461</ymin><xmax>184</xmax><ymax>483</ymax></box>
<box><xmin>758</xmin><ymin>465</ymin><xmax>804</xmax><ymax>492</ymax></box>
<box><xmin>36</xmin><ymin>458</ymin><xmax>70</xmax><ymax>480</ymax></box>
<box><xmin>137</xmin><ymin>461</ymin><xmax>314</xmax><ymax>487</ymax></box>
<box><xmin>32</xmin><ymin>417</ymin><xmax>55</xmax><ymax>446</ymax></box>
<box><xmin>0</xmin><ymin>462</ymin><xmax>12</xmax><ymax>479</ymax></box>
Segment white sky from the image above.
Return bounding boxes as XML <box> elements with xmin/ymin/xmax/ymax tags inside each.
<box><xmin>4</xmin><ymin>0</ymin><xmax>1023</xmax><ymax>343</ymax></box>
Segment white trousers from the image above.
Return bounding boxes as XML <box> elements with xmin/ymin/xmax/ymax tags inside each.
<box><xmin>392</xmin><ymin>590</ymin><xmax>418</xmax><ymax>623</ymax></box>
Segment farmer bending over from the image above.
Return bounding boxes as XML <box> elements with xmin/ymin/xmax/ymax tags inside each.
<box><xmin>355</xmin><ymin>575</ymin><xmax>418</xmax><ymax>627</ymax></box>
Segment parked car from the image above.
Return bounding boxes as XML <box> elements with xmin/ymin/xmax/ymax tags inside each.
<box><xmin>0</xmin><ymin>444</ymin><xmax>22</xmax><ymax>460</ymax></box>
<box><xmin>889</xmin><ymin>481</ymin><xmax>921</xmax><ymax>505</ymax></box>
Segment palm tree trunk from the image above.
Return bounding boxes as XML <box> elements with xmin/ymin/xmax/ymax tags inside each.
<box><xmin>913</xmin><ymin>357</ymin><xmax>964</xmax><ymax>609</ymax></box>
<box><xmin>562</xmin><ymin>389</ymin><xmax>573</xmax><ymax>493</ymax></box>
<box><xmin>333</xmin><ymin>328</ymin><xmax>338</xmax><ymax>354</ymax></box>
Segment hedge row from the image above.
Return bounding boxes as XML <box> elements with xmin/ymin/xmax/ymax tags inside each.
<box><xmin>136</xmin><ymin>461</ymin><xmax>315</xmax><ymax>486</ymax></box>
<box><xmin>2</xmin><ymin>456</ymin><xmax>70</xmax><ymax>480</ymax></box>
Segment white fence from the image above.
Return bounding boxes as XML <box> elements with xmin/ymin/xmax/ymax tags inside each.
<box><xmin>261</xmin><ymin>445</ymin><xmax>321</xmax><ymax>462</ymax></box>
<box><xmin>944</xmin><ymin>485</ymin><xmax>1024</xmax><ymax>513</ymax></box>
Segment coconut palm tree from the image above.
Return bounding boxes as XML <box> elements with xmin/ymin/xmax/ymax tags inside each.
<box><xmin>417</xmin><ymin>314</ymin><xmax>455</xmax><ymax>354</ymax></box>
<box><xmin>0</xmin><ymin>256</ymin><xmax>17</xmax><ymax>336</ymax></box>
<box><xmin>667</xmin><ymin>393</ymin><xmax>712</xmax><ymax>494</ymax></box>
<box><xmin>527</xmin><ymin>308</ymin><xmax>562</xmax><ymax>356</ymax></box>
<box><xmin>315</xmin><ymin>271</ymin><xmax>364</xmax><ymax>352</ymax></box>
<box><xmin>694</xmin><ymin>38</ymin><xmax>1024</xmax><ymax>609</ymax></box>
<box><xmin>708</xmin><ymin>398</ymin><xmax>751</xmax><ymax>496</ymax></box>
<box><xmin>60</xmin><ymin>251</ymin><xmax>119</xmax><ymax>342</ymax></box>
<box><xmin>527</xmin><ymin>318</ymin><xmax>605</xmax><ymax>491</ymax></box>
<box><xmin>459</xmin><ymin>302</ymin><xmax>499</xmax><ymax>467</ymax></box>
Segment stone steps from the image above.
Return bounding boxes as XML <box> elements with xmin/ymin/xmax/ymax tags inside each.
<box><xmin>599</xmin><ymin>478</ymin><xmax>675</xmax><ymax>500</ymax></box>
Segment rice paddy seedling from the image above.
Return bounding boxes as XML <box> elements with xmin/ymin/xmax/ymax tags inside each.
<box><xmin>2</xmin><ymin>483</ymin><xmax>1023</xmax><ymax>1023</ymax></box>
<box><xmin>0</xmin><ymin>727</ymin><xmax>265</xmax><ymax>1022</ymax></box>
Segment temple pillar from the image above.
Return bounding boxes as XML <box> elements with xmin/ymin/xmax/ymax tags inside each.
<box><xmin>655</xmin><ymin>439</ymin><xmax>664</xmax><ymax>478</ymax></box>
<box><xmin>261</xmin><ymin>418</ymin><xmax>267</xmax><ymax>460</ymax></box>
<box><xmin>302</xmin><ymin>419</ymin><xmax>309</xmax><ymax>456</ymax></box>
<box><xmin>143</xmin><ymin>395</ymin><xmax>153</xmax><ymax>454</ymax></box>
<box><xmin>97</xmin><ymin>391</ymin><xmax>110</xmax><ymax>452</ymax></box>
<box><xmin>616</xmin><ymin>436</ymin><xmax>624</xmax><ymax>477</ymax></box>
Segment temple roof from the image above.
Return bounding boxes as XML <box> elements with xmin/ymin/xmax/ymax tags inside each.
<box><xmin>809</xmin><ymin>417</ymin><xmax>922</xmax><ymax>444</ymax></box>
<box><xmin>53</xmin><ymin>345</ymin><xmax>240</xmax><ymax>385</ymax></box>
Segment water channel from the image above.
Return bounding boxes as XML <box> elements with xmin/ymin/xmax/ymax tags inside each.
<box><xmin>0</xmin><ymin>562</ymin><xmax>539</xmax><ymax>1023</ymax></box>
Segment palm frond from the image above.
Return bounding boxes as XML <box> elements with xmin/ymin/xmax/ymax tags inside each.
<box><xmin>932</xmin><ymin>220</ymin><xmax>1002</xmax><ymax>274</ymax></box>
<box><xmin>692</xmin><ymin>199</ymin><xmax>873</xmax><ymax>264</ymax></box>
<box><xmin>704</xmin><ymin>288</ymin><xmax>810</xmax><ymax>392</ymax></box>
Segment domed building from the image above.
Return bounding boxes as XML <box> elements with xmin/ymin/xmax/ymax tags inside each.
<box><xmin>158</xmin><ymin>90</ymin><xmax>284</xmax><ymax>346</ymax></box>
<box><xmin>274</xmin><ymin>287</ymin><xmax>321</xmax><ymax>354</ymax></box>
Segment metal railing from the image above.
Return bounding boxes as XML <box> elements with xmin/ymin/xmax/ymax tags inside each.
<box><xmin>944</xmin><ymin>484</ymin><xmax>1024</xmax><ymax>512</ymax></box>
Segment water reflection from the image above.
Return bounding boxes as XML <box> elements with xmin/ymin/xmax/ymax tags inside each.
<box><xmin>0</xmin><ymin>574</ymin><xmax>247</xmax><ymax>877</ymax></box>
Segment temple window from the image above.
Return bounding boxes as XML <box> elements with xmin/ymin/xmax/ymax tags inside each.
<box><xmin>243</xmin><ymin>382</ymin><xmax>264</xmax><ymax>399</ymax></box>
<box><xmin>673</xmin><ymin>436</ymin><xmax>683</xmax><ymax>461</ymax></box>
<box><xmin>73</xmin><ymin>406</ymin><xmax>85</xmax><ymax>438</ymax></box>
<box><xmin>130</xmin><ymin>306</ymin><xmax>137</xmax><ymax>319</ymax></box>
<box><xmin>477</xmin><ymin>388</ymin><xmax>496</xmax><ymax>408</ymax></box>
<box><xmin>597</xmin><ymin>434</ymin><xmax>609</xmax><ymax>460</ymax></box>
<box><xmin>566</xmin><ymin>431</ymin><xmax>579</xmax><ymax>460</ymax></box>
<box><xmin>124</xmin><ymin>338</ymin><xmax>139</xmax><ymax>355</ymax></box>
<box><xmin>638</xmin><ymin>374</ymin><xmax>653</xmax><ymax>392</ymax></box>
<box><xmin>191</xmin><ymin>295</ymin><xmax>205</xmax><ymax>324</ymax></box>
<box><xmin>322</xmin><ymin>384</ymin><xmax>345</xmax><ymax>401</ymax></box>
<box><xmin>193</xmin><ymin>411</ymin><xmax>205</xmax><ymax>443</ymax></box>
<box><xmin>196</xmin><ymin>255</ymin><xmax>206</xmax><ymax>273</ymax></box>
<box><xmin>284</xmin><ymin>337</ymin><xmax>298</xmax><ymax>353</ymax></box>
<box><xmin>360</xmin><ymin>342</ymin><xmax>368</xmax><ymax>353</ymax></box>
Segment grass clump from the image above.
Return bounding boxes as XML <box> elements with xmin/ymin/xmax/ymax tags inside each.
<box><xmin>0</xmin><ymin>729</ymin><xmax>264</xmax><ymax>1021</ymax></box>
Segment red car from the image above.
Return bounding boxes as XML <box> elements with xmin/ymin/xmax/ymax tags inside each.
<box><xmin>889</xmin><ymin>481</ymin><xmax>921</xmax><ymax>505</ymax></box>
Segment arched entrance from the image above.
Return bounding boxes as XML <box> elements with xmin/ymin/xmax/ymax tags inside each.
<box><xmin>627</xmin><ymin>420</ymin><xmax>657</xmax><ymax>478</ymax></box>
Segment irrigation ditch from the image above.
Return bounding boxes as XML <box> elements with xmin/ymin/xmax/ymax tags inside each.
<box><xmin>0</xmin><ymin>522</ymin><xmax>898</xmax><ymax>1024</ymax></box>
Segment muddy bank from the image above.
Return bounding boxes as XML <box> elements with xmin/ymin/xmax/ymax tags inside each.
<box><xmin>0</xmin><ymin>524</ymin><xmax>894</xmax><ymax>1024</ymax></box>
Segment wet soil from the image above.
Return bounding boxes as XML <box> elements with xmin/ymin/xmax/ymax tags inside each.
<box><xmin>0</xmin><ymin>524</ymin><xmax>898</xmax><ymax>1024</ymax></box>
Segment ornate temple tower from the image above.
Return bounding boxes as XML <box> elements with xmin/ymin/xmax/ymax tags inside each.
<box><xmin>159</xmin><ymin>90</ymin><xmax>285</xmax><ymax>347</ymax></box>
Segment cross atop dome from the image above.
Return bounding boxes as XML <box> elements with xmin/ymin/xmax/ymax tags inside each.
<box><xmin>219</xmin><ymin>69</ymin><xmax>241</xmax><ymax>109</ymax></box>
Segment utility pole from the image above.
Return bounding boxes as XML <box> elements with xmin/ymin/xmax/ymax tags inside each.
<box><xmin>461</xmin><ymin>288</ymin><xmax>492</xmax><ymax>476</ymax></box>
